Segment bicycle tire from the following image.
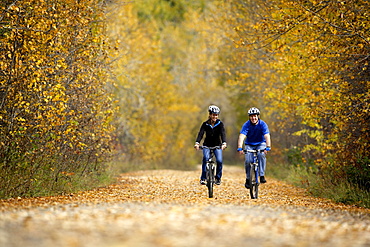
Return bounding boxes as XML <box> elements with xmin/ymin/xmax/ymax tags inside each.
<box><xmin>249</xmin><ymin>164</ymin><xmax>259</xmax><ymax>199</ymax></box>
<box><xmin>207</xmin><ymin>163</ymin><xmax>215</xmax><ymax>198</ymax></box>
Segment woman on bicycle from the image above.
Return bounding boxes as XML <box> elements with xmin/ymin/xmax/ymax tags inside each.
<box><xmin>237</xmin><ymin>107</ymin><xmax>271</xmax><ymax>188</ymax></box>
<box><xmin>194</xmin><ymin>105</ymin><xmax>227</xmax><ymax>185</ymax></box>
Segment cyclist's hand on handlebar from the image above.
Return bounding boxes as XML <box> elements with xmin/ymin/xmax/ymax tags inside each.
<box><xmin>264</xmin><ymin>146</ymin><xmax>271</xmax><ymax>154</ymax></box>
<box><xmin>194</xmin><ymin>142</ymin><xmax>200</xmax><ymax>150</ymax></box>
<box><xmin>221</xmin><ymin>142</ymin><xmax>227</xmax><ymax>150</ymax></box>
<box><xmin>237</xmin><ymin>147</ymin><xmax>244</xmax><ymax>155</ymax></box>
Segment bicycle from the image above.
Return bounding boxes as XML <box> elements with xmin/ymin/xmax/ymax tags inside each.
<box><xmin>200</xmin><ymin>146</ymin><xmax>220</xmax><ymax>198</ymax></box>
<box><xmin>244</xmin><ymin>149</ymin><xmax>265</xmax><ymax>199</ymax></box>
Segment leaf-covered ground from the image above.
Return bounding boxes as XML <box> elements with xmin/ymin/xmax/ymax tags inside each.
<box><xmin>1</xmin><ymin>166</ymin><xmax>369</xmax><ymax>247</ymax></box>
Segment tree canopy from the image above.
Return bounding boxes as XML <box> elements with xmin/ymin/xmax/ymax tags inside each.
<box><xmin>1</xmin><ymin>0</ymin><xmax>368</xmax><ymax>198</ymax></box>
<box><xmin>1</xmin><ymin>0</ymin><xmax>114</xmax><ymax>197</ymax></box>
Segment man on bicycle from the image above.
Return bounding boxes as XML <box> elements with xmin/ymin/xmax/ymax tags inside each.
<box><xmin>237</xmin><ymin>107</ymin><xmax>271</xmax><ymax>188</ymax></box>
<box><xmin>194</xmin><ymin>105</ymin><xmax>227</xmax><ymax>185</ymax></box>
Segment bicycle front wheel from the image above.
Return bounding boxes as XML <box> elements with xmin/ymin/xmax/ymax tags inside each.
<box><xmin>207</xmin><ymin>165</ymin><xmax>215</xmax><ymax>198</ymax></box>
<box><xmin>249</xmin><ymin>165</ymin><xmax>258</xmax><ymax>199</ymax></box>
<box><xmin>207</xmin><ymin>180</ymin><xmax>214</xmax><ymax>198</ymax></box>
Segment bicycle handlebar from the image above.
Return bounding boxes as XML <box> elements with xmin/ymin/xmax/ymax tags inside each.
<box><xmin>200</xmin><ymin>146</ymin><xmax>221</xmax><ymax>150</ymax></box>
<box><xmin>244</xmin><ymin>149</ymin><xmax>265</xmax><ymax>153</ymax></box>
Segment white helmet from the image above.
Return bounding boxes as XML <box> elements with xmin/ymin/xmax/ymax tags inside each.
<box><xmin>248</xmin><ymin>107</ymin><xmax>260</xmax><ymax>116</ymax></box>
<box><xmin>208</xmin><ymin>105</ymin><xmax>220</xmax><ymax>114</ymax></box>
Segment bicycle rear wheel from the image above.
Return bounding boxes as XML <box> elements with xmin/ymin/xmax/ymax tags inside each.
<box><xmin>249</xmin><ymin>165</ymin><xmax>259</xmax><ymax>199</ymax></box>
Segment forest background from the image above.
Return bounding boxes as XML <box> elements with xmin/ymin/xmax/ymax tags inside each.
<box><xmin>1</xmin><ymin>0</ymin><xmax>369</xmax><ymax>208</ymax></box>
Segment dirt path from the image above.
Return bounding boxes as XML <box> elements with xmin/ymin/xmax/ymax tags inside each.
<box><xmin>1</xmin><ymin>166</ymin><xmax>369</xmax><ymax>247</ymax></box>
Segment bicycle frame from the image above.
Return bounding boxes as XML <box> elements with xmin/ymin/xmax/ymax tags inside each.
<box><xmin>250</xmin><ymin>150</ymin><xmax>259</xmax><ymax>183</ymax></box>
<box><xmin>200</xmin><ymin>146</ymin><xmax>220</xmax><ymax>198</ymax></box>
<box><xmin>244</xmin><ymin>149</ymin><xmax>264</xmax><ymax>199</ymax></box>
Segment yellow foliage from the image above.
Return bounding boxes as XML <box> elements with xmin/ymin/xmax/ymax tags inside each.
<box><xmin>0</xmin><ymin>0</ymin><xmax>115</xmax><ymax>197</ymax></box>
<box><xmin>106</xmin><ymin>1</ymin><xmax>233</xmax><ymax>167</ymax></box>
<box><xmin>218</xmin><ymin>0</ymin><xmax>370</xmax><ymax>167</ymax></box>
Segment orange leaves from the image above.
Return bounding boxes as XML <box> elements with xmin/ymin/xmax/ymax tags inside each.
<box><xmin>1</xmin><ymin>167</ymin><xmax>367</xmax><ymax>213</ymax></box>
<box><xmin>1</xmin><ymin>169</ymin><xmax>369</xmax><ymax>247</ymax></box>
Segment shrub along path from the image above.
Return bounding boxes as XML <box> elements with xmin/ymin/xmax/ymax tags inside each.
<box><xmin>1</xmin><ymin>166</ymin><xmax>369</xmax><ymax>247</ymax></box>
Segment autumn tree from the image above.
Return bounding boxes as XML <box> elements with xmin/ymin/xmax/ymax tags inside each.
<box><xmin>0</xmin><ymin>0</ymin><xmax>115</xmax><ymax>198</ymax></box>
<box><xmin>106</xmin><ymin>0</ymin><xmax>235</xmax><ymax>169</ymax></box>
<box><xmin>220</xmin><ymin>0</ymin><xmax>369</xmax><ymax>189</ymax></box>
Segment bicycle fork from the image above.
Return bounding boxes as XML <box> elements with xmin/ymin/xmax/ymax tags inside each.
<box><xmin>252</xmin><ymin>154</ymin><xmax>259</xmax><ymax>183</ymax></box>
<box><xmin>206</xmin><ymin>160</ymin><xmax>216</xmax><ymax>183</ymax></box>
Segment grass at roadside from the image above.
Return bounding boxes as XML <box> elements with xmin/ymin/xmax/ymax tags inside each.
<box><xmin>268</xmin><ymin>163</ymin><xmax>370</xmax><ymax>209</ymax></box>
<box><xmin>0</xmin><ymin>163</ymin><xmax>116</xmax><ymax>199</ymax></box>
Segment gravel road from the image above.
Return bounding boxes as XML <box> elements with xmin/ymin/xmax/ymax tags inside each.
<box><xmin>1</xmin><ymin>166</ymin><xmax>369</xmax><ymax>247</ymax></box>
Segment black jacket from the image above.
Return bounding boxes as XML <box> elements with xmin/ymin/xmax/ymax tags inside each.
<box><xmin>195</xmin><ymin>119</ymin><xmax>226</xmax><ymax>147</ymax></box>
